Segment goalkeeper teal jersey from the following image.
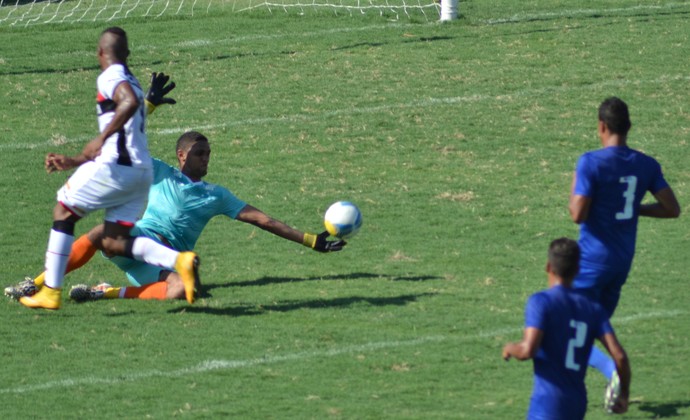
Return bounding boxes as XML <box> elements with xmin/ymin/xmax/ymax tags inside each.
<box><xmin>133</xmin><ymin>158</ymin><xmax>247</xmax><ymax>251</ymax></box>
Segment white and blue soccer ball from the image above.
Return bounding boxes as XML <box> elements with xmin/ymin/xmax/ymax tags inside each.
<box><xmin>324</xmin><ymin>201</ymin><xmax>363</xmax><ymax>239</ymax></box>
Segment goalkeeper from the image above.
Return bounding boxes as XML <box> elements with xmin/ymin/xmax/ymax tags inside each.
<box><xmin>5</xmin><ymin>76</ymin><xmax>345</xmax><ymax>302</ymax></box>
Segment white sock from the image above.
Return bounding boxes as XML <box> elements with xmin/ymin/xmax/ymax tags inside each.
<box><xmin>44</xmin><ymin>229</ymin><xmax>74</xmax><ymax>289</ymax></box>
<box><xmin>131</xmin><ymin>236</ymin><xmax>178</xmax><ymax>269</ymax></box>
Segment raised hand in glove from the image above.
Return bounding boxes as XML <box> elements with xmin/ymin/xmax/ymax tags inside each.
<box><xmin>145</xmin><ymin>72</ymin><xmax>176</xmax><ymax>115</ymax></box>
<box><xmin>303</xmin><ymin>231</ymin><xmax>347</xmax><ymax>253</ymax></box>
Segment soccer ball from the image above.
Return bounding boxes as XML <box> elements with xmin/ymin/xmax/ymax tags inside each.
<box><xmin>324</xmin><ymin>201</ymin><xmax>363</xmax><ymax>239</ymax></box>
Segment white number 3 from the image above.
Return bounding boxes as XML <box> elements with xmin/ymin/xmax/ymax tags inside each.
<box><xmin>616</xmin><ymin>176</ymin><xmax>637</xmax><ymax>220</ymax></box>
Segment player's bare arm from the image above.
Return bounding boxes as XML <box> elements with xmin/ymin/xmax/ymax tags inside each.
<box><xmin>84</xmin><ymin>81</ymin><xmax>140</xmax><ymax>161</ymax></box>
<box><xmin>569</xmin><ymin>174</ymin><xmax>591</xmax><ymax>223</ymax></box>
<box><xmin>235</xmin><ymin>204</ymin><xmax>346</xmax><ymax>253</ymax></box>
<box><xmin>639</xmin><ymin>187</ymin><xmax>681</xmax><ymax>219</ymax></box>
<box><xmin>502</xmin><ymin>327</ymin><xmax>543</xmax><ymax>361</ymax></box>
<box><xmin>45</xmin><ymin>153</ymin><xmax>86</xmax><ymax>173</ymax></box>
<box><xmin>45</xmin><ymin>81</ymin><xmax>141</xmax><ymax>172</ymax></box>
<box><xmin>236</xmin><ymin>205</ymin><xmax>307</xmax><ymax>244</ymax></box>
<box><xmin>45</xmin><ymin>73</ymin><xmax>171</xmax><ymax>174</ymax></box>
<box><xmin>598</xmin><ymin>332</ymin><xmax>631</xmax><ymax>414</ymax></box>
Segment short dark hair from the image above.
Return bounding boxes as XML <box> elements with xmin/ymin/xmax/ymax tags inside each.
<box><xmin>102</xmin><ymin>26</ymin><xmax>127</xmax><ymax>38</ymax></box>
<box><xmin>176</xmin><ymin>131</ymin><xmax>209</xmax><ymax>152</ymax></box>
<box><xmin>100</xmin><ymin>27</ymin><xmax>129</xmax><ymax>61</ymax></box>
<box><xmin>548</xmin><ymin>237</ymin><xmax>580</xmax><ymax>280</ymax></box>
<box><xmin>598</xmin><ymin>97</ymin><xmax>631</xmax><ymax>136</ymax></box>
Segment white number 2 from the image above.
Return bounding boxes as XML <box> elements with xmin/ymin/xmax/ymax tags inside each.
<box><xmin>565</xmin><ymin>320</ymin><xmax>587</xmax><ymax>371</ymax></box>
<box><xmin>615</xmin><ymin>175</ymin><xmax>637</xmax><ymax>220</ymax></box>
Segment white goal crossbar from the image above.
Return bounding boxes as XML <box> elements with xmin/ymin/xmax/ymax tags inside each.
<box><xmin>0</xmin><ymin>0</ymin><xmax>456</xmax><ymax>26</ymax></box>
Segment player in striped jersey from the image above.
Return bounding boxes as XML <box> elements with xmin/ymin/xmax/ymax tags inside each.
<box><xmin>19</xmin><ymin>27</ymin><xmax>198</xmax><ymax>310</ymax></box>
<box><xmin>8</xmin><ymin>131</ymin><xmax>345</xmax><ymax>302</ymax></box>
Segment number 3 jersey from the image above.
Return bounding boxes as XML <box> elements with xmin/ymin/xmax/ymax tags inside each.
<box><xmin>573</xmin><ymin>146</ymin><xmax>669</xmax><ymax>270</ymax></box>
<box><xmin>525</xmin><ymin>285</ymin><xmax>613</xmax><ymax>420</ymax></box>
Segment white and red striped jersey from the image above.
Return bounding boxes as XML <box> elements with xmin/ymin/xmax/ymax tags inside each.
<box><xmin>95</xmin><ymin>63</ymin><xmax>151</xmax><ymax>168</ymax></box>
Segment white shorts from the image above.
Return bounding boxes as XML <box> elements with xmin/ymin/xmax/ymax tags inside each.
<box><xmin>57</xmin><ymin>161</ymin><xmax>153</xmax><ymax>225</ymax></box>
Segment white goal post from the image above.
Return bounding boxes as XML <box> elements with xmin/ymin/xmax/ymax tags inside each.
<box><xmin>0</xmin><ymin>0</ymin><xmax>456</xmax><ymax>25</ymax></box>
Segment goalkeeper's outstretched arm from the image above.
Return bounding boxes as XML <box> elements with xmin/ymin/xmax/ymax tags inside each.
<box><xmin>236</xmin><ymin>205</ymin><xmax>346</xmax><ymax>252</ymax></box>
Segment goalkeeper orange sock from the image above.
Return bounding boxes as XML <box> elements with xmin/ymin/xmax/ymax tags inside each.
<box><xmin>33</xmin><ymin>234</ymin><xmax>98</xmax><ymax>288</ymax></box>
<box><xmin>105</xmin><ymin>282</ymin><xmax>169</xmax><ymax>300</ymax></box>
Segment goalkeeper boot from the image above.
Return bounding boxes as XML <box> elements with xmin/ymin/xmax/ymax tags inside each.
<box><xmin>174</xmin><ymin>252</ymin><xmax>199</xmax><ymax>304</ymax></box>
<box><xmin>19</xmin><ymin>286</ymin><xmax>61</xmax><ymax>310</ymax></box>
<box><xmin>604</xmin><ymin>370</ymin><xmax>621</xmax><ymax>413</ymax></box>
<box><xmin>69</xmin><ymin>283</ymin><xmax>110</xmax><ymax>302</ymax></box>
<box><xmin>4</xmin><ymin>277</ymin><xmax>39</xmax><ymax>300</ymax></box>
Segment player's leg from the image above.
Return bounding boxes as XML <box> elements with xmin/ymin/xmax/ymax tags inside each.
<box><xmin>96</xmin><ymin>165</ymin><xmax>199</xmax><ymax>303</ymax></box>
<box><xmin>100</xmin><ymin>221</ymin><xmax>198</xmax><ymax>304</ymax></box>
<box><xmin>598</xmin><ymin>272</ymin><xmax>628</xmax><ymax>411</ymax></box>
<box><xmin>112</xmin><ymin>270</ymin><xmax>184</xmax><ymax>300</ymax></box>
<box><xmin>19</xmin><ymin>162</ymin><xmax>121</xmax><ymax>309</ymax></box>
<box><xmin>33</xmin><ymin>224</ymin><xmax>103</xmax><ymax>289</ymax></box>
<box><xmin>69</xmin><ymin>262</ymin><xmax>173</xmax><ymax>301</ymax></box>
<box><xmin>19</xmin><ymin>203</ymin><xmax>79</xmax><ymax>310</ymax></box>
<box><xmin>5</xmin><ymin>230</ymin><xmax>100</xmax><ymax>299</ymax></box>
<box><xmin>573</xmin><ymin>265</ymin><xmax>618</xmax><ymax>379</ymax></box>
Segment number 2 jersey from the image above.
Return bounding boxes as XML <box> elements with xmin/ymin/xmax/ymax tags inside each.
<box><xmin>525</xmin><ymin>285</ymin><xmax>613</xmax><ymax>420</ymax></box>
<box><xmin>573</xmin><ymin>146</ymin><xmax>669</xmax><ymax>271</ymax></box>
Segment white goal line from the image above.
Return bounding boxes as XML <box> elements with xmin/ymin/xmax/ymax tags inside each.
<box><xmin>0</xmin><ymin>309</ymin><xmax>684</xmax><ymax>394</ymax></box>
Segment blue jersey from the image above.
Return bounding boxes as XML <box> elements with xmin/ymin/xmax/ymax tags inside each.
<box><xmin>573</xmin><ymin>146</ymin><xmax>669</xmax><ymax>270</ymax></box>
<box><xmin>133</xmin><ymin>159</ymin><xmax>247</xmax><ymax>251</ymax></box>
<box><xmin>525</xmin><ymin>286</ymin><xmax>613</xmax><ymax>420</ymax></box>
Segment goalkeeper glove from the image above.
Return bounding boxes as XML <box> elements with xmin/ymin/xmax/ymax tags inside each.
<box><xmin>303</xmin><ymin>231</ymin><xmax>346</xmax><ymax>253</ymax></box>
<box><xmin>145</xmin><ymin>72</ymin><xmax>177</xmax><ymax>115</ymax></box>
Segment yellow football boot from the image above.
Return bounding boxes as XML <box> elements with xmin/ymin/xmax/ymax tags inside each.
<box><xmin>19</xmin><ymin>285</ymin><xmax>61</xmax><ymax>310</ymax></box>
<box><xmin>174</xmin><ymin>252</ymin><xmax>199</xmax><ymax>304</ymax></box>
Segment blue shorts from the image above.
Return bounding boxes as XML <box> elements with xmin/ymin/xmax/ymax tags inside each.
<box><xmin>573</xmin><ymin>264</ymin><xmax>629</xmax><ymax>318</ymax></box>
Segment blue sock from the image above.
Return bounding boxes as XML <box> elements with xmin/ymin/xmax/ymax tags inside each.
<box><xmin>588</xmin><ymin>346</ymin><xmax>616</xmax><ymax>380</ymax></box>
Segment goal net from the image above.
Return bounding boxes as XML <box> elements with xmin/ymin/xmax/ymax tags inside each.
<box><xmin>0</xmin><ymin>0</ymin><xmax>448</xmax><ymax>26</ymax></box>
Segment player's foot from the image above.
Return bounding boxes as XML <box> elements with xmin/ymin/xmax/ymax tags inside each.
<box><xmin>4</xmin><ymin>277</ymin><xmax>39</xmax><ymax>300</ymax></box>
<box><xmin>69</xmin><ymin>283</ymin><xmax>111</xmax><ymax>302</ymax></box>
<box><xmin>19</xmin><ymin>286</ymin><xmax>61</xmax><ymax>310</ymax></box>
<box><xmin>604</xmin><ymin>370</ymin><xmax>621</xmax><ymax>413</ymax></box>
<box><xmin>175</xmin><ymin>252</ymin><xmax>199</xmax><ymax>304</ymax></box>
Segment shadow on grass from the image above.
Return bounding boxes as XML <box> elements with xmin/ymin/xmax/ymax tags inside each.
<box><xmin>331</xmin><ymin>35</ymin><xmax>454</xmax><ymax>51</ymax></box>
<box><xmin>203</xmin><ymin>272</ymin><xmax>442</xmax><ymax>291</ymax></box>
<box><xmin>486</xmin><ymin>8</ymin><xmax>690</xmax><ymax>26</ymax></box>
<box><xmin>636</xmin><ymin>400</ymin><xmax>690</xmax><ymax>418</ymax></box>
<box><xmin>168</xmin><ymin>292</ymin><xmax>435</xmax><ymax>317</ymax></box>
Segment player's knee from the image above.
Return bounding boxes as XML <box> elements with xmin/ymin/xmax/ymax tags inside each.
<box><xmin>87</xmin><ymin>224</ymin><xmax>106</xmax><ymax>245</ymax></box>
<box><xmin>100</xmin><ymin>236</ymin><xmax>126</xmax><ymax>256</ymax></box>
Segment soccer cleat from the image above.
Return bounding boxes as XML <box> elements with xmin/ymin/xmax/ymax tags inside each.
<box><xmin>4</xmin><ymin>277</ymin><xmax>39</xmax><ymax>300</ymax></box>
<box><xmin>175</xmin><ymin>252</ymin><xmax>199</xmax><ymax>304</ymax></box>
<box><xmin>604</xmin><ymin>370</ymin><xmax>621</xmax><ymax>413</ymax></box>
<box><xmin>19</xmin><ymin>286</ymin><xmax>61</xmax><ymax>310</ymax></box>
<box><xmin>69</xmin><ymin>283</ymin><xmax>111</xmax><ymax>302</ymax></box>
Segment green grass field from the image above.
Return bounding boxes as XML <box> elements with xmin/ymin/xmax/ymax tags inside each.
<box><xmin>1</xmin><ymin>1</ymin><xmax>689</xmax><ymax>418</ymax></box>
